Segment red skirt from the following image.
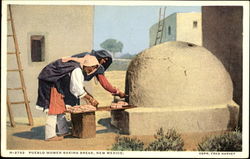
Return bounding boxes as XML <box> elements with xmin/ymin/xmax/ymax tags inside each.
<box><xmin>48</xmin><ymin>87</ymin><xmax>66</xmax><ymax>115</ymax></box>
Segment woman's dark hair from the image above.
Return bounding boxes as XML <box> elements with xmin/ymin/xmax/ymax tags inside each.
<box><xmin>90</xmin><ymin>50</ymin><xmax>112</xmax><ymax>70</ymax></box>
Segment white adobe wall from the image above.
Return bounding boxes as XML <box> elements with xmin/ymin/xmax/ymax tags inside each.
<box><xmin>7</xmin><ymin>5</ymin><xmax>94</xmax><ymax>117</ymax></box>
<box><xmin>149</xmin><ymin>13</ymin><xmax>177</xmax><ymax>47</ymax></box>
<box><xmin>176</xmin><ymin>12</ymin><xmax>202</xmax><ymax>46</ymax></box>
<box><xmin>161</xmin><ymin>13</ymin><xmax>177</xmax><ymax>43</ymax></box>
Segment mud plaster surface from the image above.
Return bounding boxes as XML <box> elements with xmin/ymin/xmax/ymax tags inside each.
<box><xmin>126</xmin><ymin>41</ymin><xmax>233</xmax><ymax>108</ymax></box>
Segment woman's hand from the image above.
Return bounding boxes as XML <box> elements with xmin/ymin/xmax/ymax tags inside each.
<box><xmin>112</xmin><ymin>88</ymin><xmax>127</xmax><ymax>98</ymax></box>
<box><xmin>83</xmin><ymin>94</ymin><xmax>99</xmax><ymax>107</ymax></box>
<box><xmin>89</xmin><ymin>98</ymin><xmax>99</xmax><ymax>107</ymax></box>
<box><xmin>118</xmin><ymin>91</ymin><xmax>126</xmax><ymax>98</ymax></box>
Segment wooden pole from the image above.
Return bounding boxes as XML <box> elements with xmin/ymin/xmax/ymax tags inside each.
<box><xmin>7</xmin><ymin>92</ymin><xmax>15</xmax><ymax>127</ymax></box>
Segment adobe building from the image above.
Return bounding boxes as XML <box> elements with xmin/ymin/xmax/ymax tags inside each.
<box><xmin>7</xmin><ymin>5</ymin><xmax>94</xmax><ymax>117</ymax></box>
<box><xmin>149</xmin><ymin>12</ymin><xmax>202</xmax><ymax>47</ymax></box>
<box><xmin>202</xmin><ymin>6</ymin><xmax>243</xmax><ymax>128</ymax></box>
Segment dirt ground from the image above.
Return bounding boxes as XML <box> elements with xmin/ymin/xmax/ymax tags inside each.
<box><xmin>6</xmin><ymin>115</ymin><xmax>222</xmax><ymax>151</ymax></box>
<box><xmin>6</xmin><ymin>116</ymin><xmax>119</xmax><ymax>150</ymax></box>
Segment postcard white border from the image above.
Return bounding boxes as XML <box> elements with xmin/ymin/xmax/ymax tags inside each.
<box><xmin>1</xmin><ymin>0</ymin><xmax>249</xmax><ymax>158</ymax></box>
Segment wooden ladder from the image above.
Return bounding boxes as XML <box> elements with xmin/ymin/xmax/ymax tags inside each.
<box><xmin>154</xmin><ymin>7</ymin><xmax>167</xmax><ymax>45</ymax></box>
<box><xmin>7</xmin><ymin>5</ymin><xmax>33</xmax><ymax>127</ymax></box>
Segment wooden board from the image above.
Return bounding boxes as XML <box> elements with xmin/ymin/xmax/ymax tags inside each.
<box><xmin>96</xmin><ymin>105</ymin><xmax>137</xmax><ymax>111</ymax></box>
<box><xmin>67</xmin><ymin>105</ymin><xmax>137</xmax><ymax>114</ymax></box>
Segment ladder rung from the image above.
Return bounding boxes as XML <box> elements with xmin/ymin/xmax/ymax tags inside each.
<box><xmin>157</xmin><ymin>28</ymin><xmax>163</xmax><ymax>32</ymax></box>
<box><xmin>8</xmin><ymin>18</ymin><xmax>12</xmax><ymax>21</ymax></box>
<box><xmin>7</xmin><ymin>52</ymin><xmax>16</xmax><ymax>54</ymax></box>
<box><xmin>7</xmin><ymin>52</ymin><xmax>20</xmax><ymax>54</ymax></box>
<box><xmin>7</xmin><ymin>35</ymin><xmax>14</xmax><ymax>37</ymax></box>
<box><xmin>7</xmin><ymin>87</ymin><xmax>23</xmax><ymax>90</ymax></box>
<box><xmin>159</xmin><ymin>26</ymin><xmax>163</xmax><ymax>29</ymax></box>
<box><xmin>11</xmin><ymin>101</ymin><xmax>30</xmax><ymax>105</ymax></box>
<box><xmin>7</xmin><ymin>69</ymin><xmax>23</xmax><ymax>72</ymax></box>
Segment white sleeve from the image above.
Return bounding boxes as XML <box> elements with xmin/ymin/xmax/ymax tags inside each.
<box><xmin>70</xmin><ymin>68</ymin><xmax>87</xmax><ymax>98</ymax></box>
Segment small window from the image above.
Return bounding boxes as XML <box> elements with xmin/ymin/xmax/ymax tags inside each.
<box><xmin>193</xmin><ymin>21</ymin><xmax>198</xmax><ymax>28</ymax></box>
<box><xmin>168</xmin><ymin>26</ymin><xmax>171</xmax><ymax>35</ymax></box>
<box><xmin>31</xmin><ymin>35</ymin><xmax>45</xmax><ymax>62</ymax></box>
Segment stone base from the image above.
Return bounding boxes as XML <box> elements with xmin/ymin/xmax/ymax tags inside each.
<box><xmin>111</xmin><ymin>101</ymin><xmax>239</xmax><ymax>135</ymax></box>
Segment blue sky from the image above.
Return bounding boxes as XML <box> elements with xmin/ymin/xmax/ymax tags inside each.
<box><xmin>94</xmin><ymin>6</ymin><xmax>201</xmax><ymax>55</ymax></box>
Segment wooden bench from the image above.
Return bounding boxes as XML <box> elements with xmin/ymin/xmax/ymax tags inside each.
<box><xmin>70</xmin><ymin>105</ymin><xmax>136</xmax><ymax>138</ymax></box>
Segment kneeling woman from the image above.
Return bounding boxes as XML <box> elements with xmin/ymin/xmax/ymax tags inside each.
<box><xmin>36</xmin><ymin>55</ymin><xmax>99</xmax><ymax>141</ymax></box>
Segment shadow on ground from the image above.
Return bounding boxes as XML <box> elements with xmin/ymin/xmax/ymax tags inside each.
<box><xmin>12</xmin><ymin>118</ymin><xmax>119</xmax><ymax>140</ymax></box>
<box><xmin>6</xmin><ymin>121</ymin><xmax>33</xmax><ymax>126</ymax></box>
<box><xmin>97</xmin><ymin>118</ymin><xmax>120</xmax><ymax>134</ymax></box>
<box><xmin>13</xmin><ymin>126</ymin><xmax>45</xmax><ymax>140</ymax></box>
